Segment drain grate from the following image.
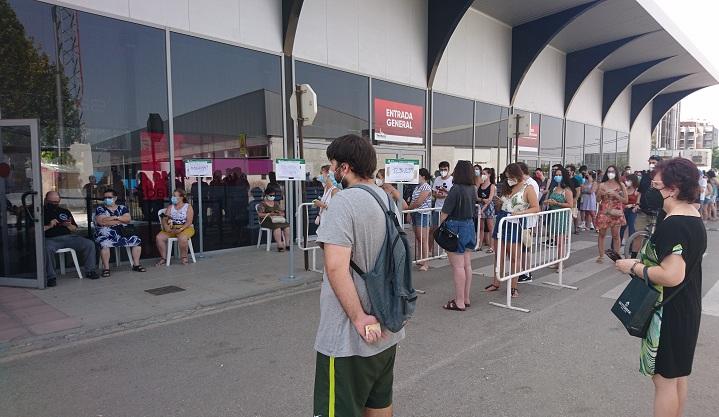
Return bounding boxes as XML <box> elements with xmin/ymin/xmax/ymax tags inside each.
<box><xmin>145</xmin><ymin>285</ymin><xmax>186</xmax><ymax>296</ymax></box>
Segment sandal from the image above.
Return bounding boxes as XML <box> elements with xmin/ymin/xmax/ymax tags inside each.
<box><xmin>442</xmin><ymin>300</ymin><xmax>466</xmax><ymax>311</ymax></box>
<box><xmin>181</xmin><ymin>257</ymin><xmax>189</xmax><ymax>265</ymax></box>
<box><xmin>595</xmin><ymin>256</ymin><xmax>604</xmax><ymax>263</ymax></box>
<box><xmin>101</xmin><ymin>269</ymin><xmax>111</xmax><ymax>277</ymax></box>
<box><xmin>132</xmin><ymin>265</ymin><xmax>147</xmax><ymax>272</ymax></box>
<box><xmin>278</xmin><ymin>247</ymin><xmax>285</xmax><ymax>252</ymax></box>
<box><xmin>484</xmin><ymin>283</ymin><xmax>500</xmax><ymax>292</ymax></box>
<box><xmin>485</xmin><ymin>248</ymin><xmax>494</xmax><ymax>254</ymax></box>
<box><xmin>511</xmin><ymin>288</ymin><xmax>519</xmax><ymax>298</ymax></box>
<box><xmin>155</xmin><ymin>259</ymin><xmax>166</xmax><ymax>267</ymax></box>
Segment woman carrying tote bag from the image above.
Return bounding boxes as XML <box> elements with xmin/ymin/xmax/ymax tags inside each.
<box><xmin>615</xmin><ymin>158</ymin><xmax>706</xmax><ymax>417</ymax></box>
<box><xmin>438</xmin><ymin>161</ymin><xmax>477</xmax><ymax>312</ymax></box>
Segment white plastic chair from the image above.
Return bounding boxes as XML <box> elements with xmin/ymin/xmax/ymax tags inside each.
<box><xmin>98</xmin><ymin>246</ymin><xmax>134</xmax><ymax>269</ymax></box>
<box><xmin>157</xmin><ymin>208</ymin><xmax>197</xmax><ymax>266</ymax></box>
<box><xmin>255</xmin><ymin>204</ymin><xmax>272</xmax><ymax>251</ymax></box>
<box><xmin>56</xmin><ymin>248</ymin><xmax>83</xmax><ymax>279</ymax></box>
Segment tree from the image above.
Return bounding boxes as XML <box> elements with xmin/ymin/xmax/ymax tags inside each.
<box><xmin>712</xmin><ymin>147</ymin><xmax>719</xmax><ymax>170</ymax></box>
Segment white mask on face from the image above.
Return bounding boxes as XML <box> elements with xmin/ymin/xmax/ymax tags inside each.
<box><xmin>507</xmin><ymin>178</ymin><xmax>518</xmax><ymax>187</ymax></box>
<box><xmin>607</xmin><ymin>172</ymin><xmax>616</xmax><ymax>180</ymax></box>
<box><xmin>481</xmin><ymin>174</ymin><xmax>488</xmax><ymax>182</ymax></box>
<box><xmin>440</xmin><ymin>170</ymin><xmax>449</xmax><ymax>178</ymax></box>
<box><xmin>649</xmin><ymin>163</ymin><xmax>656</xmax><ymax>170</ymax></box>
<box><xmin>625</xmin><ymin>181</ymin><xmax>632</xmax><ymax>187</ymax></box>
<box><xmin>375</xmin><ymin>178</ymin><xmax>384</xmax><ymax>187</ymax></box>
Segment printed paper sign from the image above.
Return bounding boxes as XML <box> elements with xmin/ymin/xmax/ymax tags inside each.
<box><xmin>374</xmin><ymin>98</ymin><xmax>424</xmax><ymax>144</ymax></box>
<box><xmin>275</xmin><ymin>159</ymin><xmax>306</xmax><ymax>181</ymax></box>
<box><xmin>184</xmin><ymin>159</ymin><xmax>213</xmax><ymax>177</ymax></box>
<box><xmin>385</xmin><ymin>159</ymin><xmax>419</xmax><ymax>184</ymax></box>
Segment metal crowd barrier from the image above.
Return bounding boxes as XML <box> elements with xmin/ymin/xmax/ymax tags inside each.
<box><xmin>295</xmin><ymin>202</ymin><xmax>323</xmax><ymax>274</ymax></box>
<box><xmin>400</xmin><ymin>207</ymin><xmax>446</xmax><ymax>265</ymax></box>
<box><xmin>491</xmin><ymin>208</ymin><xmax>575</xmax><ymax>313</ymax></box>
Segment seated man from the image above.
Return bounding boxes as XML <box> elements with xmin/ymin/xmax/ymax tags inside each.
<box><xmin>44</xmin><ymin>191</ymin><xmax>99</xmax><ymax>286</ymax></box>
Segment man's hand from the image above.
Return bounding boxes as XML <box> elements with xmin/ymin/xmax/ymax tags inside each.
<box><xmin>49</xmin><ymin>219</ymin><xmax>59</xmax><ymax>228</ymax></box>
<box><xmin>353</xmin><ymin>313</ymin><xmax>382</xmax><ymax>344</ymax></box>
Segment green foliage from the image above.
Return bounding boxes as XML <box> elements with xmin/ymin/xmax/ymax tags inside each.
<box><xmin>712</xmin><ymin>147</ymin><xmax>719</xmax><ymax>170</ymax></box>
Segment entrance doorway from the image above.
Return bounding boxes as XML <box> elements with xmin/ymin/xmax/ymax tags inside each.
<box><xmin>0</xmin><ymin>119</ymin><xmax>45</xmax><ymax>288</ymax></box>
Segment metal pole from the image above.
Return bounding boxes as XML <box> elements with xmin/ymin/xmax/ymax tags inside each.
<box><xmin>283</xmin><ymin>179</ymin><xmax>297</xmax><ymax>282</ymax></box>
<box><xmin>514</xmin><ymin>114</ymin><xmax>521</xmax><ymax>163</ymax></box>
<box><xmin>296</xmin><ymin>85</ymin><xmax>309</xmax><ymax>271</ymax></box>
<box><xmin>198</xmin><ymin>177</ymin><xmax>204</xmax><ymax>257</ymax></box>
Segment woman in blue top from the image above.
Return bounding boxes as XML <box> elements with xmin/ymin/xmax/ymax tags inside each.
<box><xmin>95</xmin><ymin>189</ymin><xmax>145</xmax><ymax>276</ymax></box>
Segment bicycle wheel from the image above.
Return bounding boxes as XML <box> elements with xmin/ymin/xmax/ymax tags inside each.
<box><xmin>623</xmin><ymin>230</ymin><xmax>649</xmax><ymax>259</ymax></box>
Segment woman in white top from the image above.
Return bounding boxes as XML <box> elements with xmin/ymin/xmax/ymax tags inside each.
<box><xmin>313</xmin><ymin>165</ymin><xmax>340</xmax><ymax>225</ymax></box>
<box><xmin>156</xmin><ymin>189</ymin><xmax>195</xmax><ymax>265</ymax></box>
<box><xmin>408</xmin><ymin>168</ymin><xmax>433</xmax><ymax>271</ymax></box>
<box><xmin>484</xmin><ymin>163</ymin><xmax>539</xmax><ymax>298</ymax></box>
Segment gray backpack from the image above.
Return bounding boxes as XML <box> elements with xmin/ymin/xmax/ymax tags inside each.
<box><xmin>349</xmin><ymin>185</ymin><xmax>417</xmax><ymax>333</ymax></box>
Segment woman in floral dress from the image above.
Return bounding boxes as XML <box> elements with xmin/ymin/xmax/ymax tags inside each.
<box><xmin>95</xmin><ymin>189</ymin><xmax>145</xmax><ymax>276</ymax></box>
<box><xmin>595</xmin><ymin>165</ymin><xmax>627</xmax><ymax>262</ymax></box>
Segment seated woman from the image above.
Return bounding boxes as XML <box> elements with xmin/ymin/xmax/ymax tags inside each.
<box><xmin>156</xmin><ymin>189</ymin><xmax>195</xmax><ymax>265</ymax></box>
<box><xmin>258</xmin><ymin>184</ymin><xmax>291</xmax><ymax>252</ymax></box>
<box><xmin>95</xmin><ymin>189</ymin><xmax>145</xmax><ymax>276</ymax></box>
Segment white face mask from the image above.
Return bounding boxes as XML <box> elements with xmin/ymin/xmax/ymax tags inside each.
<box><xmin>481</xmin><ymin>174</ymin><xmax>488</xmax><ymax>182</ymax></box>
<box><xmin>474</xmin><ymin>169</ymin><xmax>481</xmax><ymax>177</ymax></box>
<box><xmin>440</xmin><ymin>170</ymin><xmax>449</xmax><ymax>178</ymax></box>
<box><xmin>607</xmin><ymin>172</ymin><xmax>616</xmax><ymax>180</ymax></box>
<box><xmin>649</xmin><ymin>163</ymin><xmax>656</xmax><ymax>170</ymax></box>
<box><xmin>375</xmin><ymin>178</ymin><xmax>384</xmax><ymax>187</ymax></box>
<box><xmin>507</xmin><ymin>178</ymin><xmax>518</xmax><ymax>187</ymax></box>
<box><xmin>624</xmin><ymin>181</ymin><xmax>632</xmax><ymax>187</ymax></box>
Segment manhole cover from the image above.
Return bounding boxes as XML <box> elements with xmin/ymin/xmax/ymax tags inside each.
<box><xmin>145</xmin><ymin>285</ymin><xmax>186</xmax><ymax>296</ymax></box>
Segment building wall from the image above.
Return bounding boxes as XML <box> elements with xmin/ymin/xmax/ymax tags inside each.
<box><xmin>604</xmin><ymin>88</ymin><xmax>631</xmax><ymax>132</ymax></box>
<box><xmin>293</xmin><ymin>0</ymin><xmax>427</xmax><ymax>88</ymax></box>
<box><xmin>513</xmin><ymin>47</ymin><xmax>566</xmax><ymax>118</ymax></box>
<box><xmin>46</xmin><ymin>0</ymin><xmax>284</xmax><ymax>53</ymax></box>
<box><xmin>630</xmin><ymin>104</ymin><xmax>652</xmax><ymax>168</ymax></box>
<box><xmin>566</xmin><ymin>68</ymin><xmax>603</xmax><ymax>127</ymax></box>
<box><xmin>432</xmin><ymin>9</ymin><xmax>511</xmax><ymax>106</ymax></box>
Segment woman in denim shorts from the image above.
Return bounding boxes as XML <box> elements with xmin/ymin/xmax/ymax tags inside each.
<box><xmin>408</xmin><ymin>168</ymin><xmax>433</xmax><ymax>271</ymax></box>
<box><xmin>439</xmin><ymin>161</ymin><xmax>478</xmax><ymax>311</ymax></box>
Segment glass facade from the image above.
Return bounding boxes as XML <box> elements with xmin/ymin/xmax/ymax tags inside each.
<box><xmin>616</xmin><ymin>131</ymin><xmax>629</xmax><ymax>168</ymax></box>
<box><xmin>564</xmin><ymin>121</ymin><xmax>584</xmax><ymax>168</ymax></box>
<box><xmin>602</xmin><ymin>128</ymin><xmax>618</xmax><ymax>169</ymax></box>
<box><xmin>170</xmin><ymin>33</ymin><xmax>283</xmax><ymax>251</ymax></box>
<box><xmin>584</xmin><ymin>125</ymin><xmax>602</xmax><ymax>170</ymax></box>
<box><xmin>431</xmin><ymin>93</ymin><xmax>473</xmax><ymax>171</ymax></box>
<box><xmin>539</xmin><ymin>115</ymin><xmax>563</xmax><ymax>171</ymax></box>
<box><xmin>474</xmin><ymin>103</ymin><xmax>509</xmax><ymax>173</ymax></box>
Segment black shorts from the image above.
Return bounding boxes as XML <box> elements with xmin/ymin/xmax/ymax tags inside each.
<box><xmin>313</xmin><ymin>345</ymin><xmax>397</xmax><ymax>417</ymax></box>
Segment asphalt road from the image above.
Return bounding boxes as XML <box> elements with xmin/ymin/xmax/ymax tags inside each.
<box><xmin>2</xmin><ymin>234</ymin><xmax>718</xmax><ymax>417</ymax></box>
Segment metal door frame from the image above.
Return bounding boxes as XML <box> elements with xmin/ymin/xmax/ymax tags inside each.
<box><xmin>0</xmin><ymin>119</ymin><xmax>45</xmax><ymax>289</ymax></box>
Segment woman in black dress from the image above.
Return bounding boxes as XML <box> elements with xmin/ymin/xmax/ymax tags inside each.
<box><xmin>616</xmin><ymin>157</ymin><xmax>706</xmax><ymax>417</ymax></box>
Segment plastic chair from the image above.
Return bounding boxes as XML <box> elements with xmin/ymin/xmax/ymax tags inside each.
<box><xmin>56</xmin><ymin>248</ymin><xmax>83</xmax><ymax>279</ymax></box>
<box><xmin>157</xmin><ymin>208</ymin><xmax>197</xmax><ymax>266</ymax></box>
<box><xmin>98</xmin><ymin>246</ymin><xmax>134</xmax><ymax>269</ymax></box>
<box><xmin>255</xmin><ymin>204</ymin><xmax>272</xmax><ymax>251</ymax></box>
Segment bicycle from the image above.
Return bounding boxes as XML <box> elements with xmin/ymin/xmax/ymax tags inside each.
<box><xmin>623</xmin><ymin>210</ymin><xmax>657</xmax><ymax>259</ymax></box>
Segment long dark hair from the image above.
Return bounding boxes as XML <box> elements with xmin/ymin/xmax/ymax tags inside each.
<box><xmin>482</xmin><ymin>168</ymin><xmax>496</xmax><ymax>185</ymax></box>
<box><xmin>602</xmin><ymin>165</ymin><xmax>621</xmax><ymax>185</ymax></box>
<box><xmin>554</xmin><ymin>167</ymin><xmax>573</xmax><ymax>190</ymax></box>
<box><xmin>452</xmin><ymin>160</ymin><xmax>475</xmax><ymax>186</ymax></box>
<box><xmin>501</xmin><ymin>163</ymin><xmax>524</xmax><ymax>196</ymax></box>
<box><xmin>418</xmin><ymin>168</ymin><xmax>432</xmax><ymax>183</ymax></box>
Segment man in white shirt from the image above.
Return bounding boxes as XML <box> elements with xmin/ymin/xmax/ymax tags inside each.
<box><xmin>517</xmin><ymin>162</ymin><xmax>539</xmax><ymax>283</ymax></box>
<box><xmin>432</xmin><ymin>161</ymin><xmax>454</xmax><ymax>228</ymax></box>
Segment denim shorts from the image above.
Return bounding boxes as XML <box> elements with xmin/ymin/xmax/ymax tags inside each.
<box><xmin>492</xmin><ymin>211</ymin><xmax>523</xmax><ymax>243</ymax></box>
<box><xmin>431</xmin><ymin>210</ymin><xmax>440</xmax><ymax>227</ymax></box>
<box><xmin>412</xmin><ymin>212</ymin><xmax>431</xmax><ymax>228</ymax></box>
<box><xmin>445</xmin><ymin>219</ymin><xmax>476</xmax><ymax>253</ymax></box>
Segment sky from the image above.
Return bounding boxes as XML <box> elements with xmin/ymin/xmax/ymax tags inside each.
<box><xmin>654</xmin><ymin>0</ymin><xmax>719</xmax><ymax>125</ymax></box>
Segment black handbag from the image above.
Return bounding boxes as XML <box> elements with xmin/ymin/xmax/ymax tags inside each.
<box><xmin>611</xmin><ymin>265</ymin><xmax>685</xmax><ymax>338</ymax></box>
<box><xmin>118</xmin><ymin>224</ymin><xmax>137</xmax><ymax>238</ymax></box>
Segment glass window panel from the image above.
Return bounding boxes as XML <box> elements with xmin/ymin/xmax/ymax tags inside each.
<box><xmin>431</xmin><ymin>93</ymin><xmax>473</xmax><ymax>170</ymax></box>
<box><xmin>473</xmin><ymin>102</ymin><xmax>508</xmax><ymax>173</ymax></box>
<box><xmin>170</xmin><ymin>32</ymin><xmax>282</xmax><ymax>251</ymax></box>
<box><xmin>3</xmin><ymin>2</ymin><xmax>170</xmax><ymax>258</ymax></box>
<box><xmin>564</xmin><ymin>121</ymin><xmax>584</xmax><ymax>168</ymax></box>
<box><xmin>539</xmin><ymin>115</ymin><xmax>563</xmax><ymax>160</ymax></box>
<box><xmin>514</xmin><ymin>110</ymin><xmax>539</xmax><ymax>163</ymax></box>
<box><xmin>584</xmin><ymin>125</ymin><xmax>601</xmax><ymax>171</ymax></box>
<box><xmin>295</xmin><ymin>61</ymin><xmax>369</xmax><ymax>140</ymax></box>
<box><xmin>602</xmin><ymin>128</ymin><xmax>617</xmax><ymax>169</ymax></box>
<box><xmin>372</xmin><ymin>79</ymin><xmax>425</xmax><ymax>146</ymax></box>
<box><xmin>616</xmin><ymin>132</ymin><xmax>630</xmax><ymax>169</ymax></box>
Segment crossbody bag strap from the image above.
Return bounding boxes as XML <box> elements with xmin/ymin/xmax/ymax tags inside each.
<box><xmin>644</xmin><ymin>262</ymin><xmax>690</xmax><ymax>309</ymax></box>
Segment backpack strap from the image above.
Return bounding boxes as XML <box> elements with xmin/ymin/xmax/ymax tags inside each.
<box><xmin>347</xmin><ymin>184</ymin><xmax>397</xmax><ymax>276</ymax></box>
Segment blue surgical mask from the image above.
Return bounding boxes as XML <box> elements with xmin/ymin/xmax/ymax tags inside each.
<box><xmin>103</xmin><ymin>198</ymin><xmax>114</xmax><ymax>206</ymax></box>
<box><xmin>317</xmin><ymin>175</ymin><xmax>326</xmax><ymax>184</ymax></box>
<box><xmin>554</xmin><ymin>175</ymin><xmax>563</xmax><ymax>184</ymax></box>
<box><xmin>170</xmin><ymin>196</ymin><xmax>179</xmax><ymax>205</ymax></box>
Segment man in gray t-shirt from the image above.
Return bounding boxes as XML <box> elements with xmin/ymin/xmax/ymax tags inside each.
<box><xmin>313</xmin><ymin>134</ymin><xmax>404</xmax><ymax>417</ymax></box>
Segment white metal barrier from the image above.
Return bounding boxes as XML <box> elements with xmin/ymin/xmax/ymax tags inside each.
<box><xmin>400</xmin><ymin>207</ymin><xmax>446</xmax><ymax>265</ymax></box>
<box><xmin>491</xmin><ymin>208</ymin><xmax>575</xmax><ymax>313</ymax></box>
<box><xmin>295</xmin><ymin>202</ymin><xmax>323</xmax><ymax>274</ymax></box>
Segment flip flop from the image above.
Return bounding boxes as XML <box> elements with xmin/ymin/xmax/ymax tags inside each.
<box><xmin>484</xmin><ymin>284</ymin><xmax>500</xmax><ymax>292</ymax></box>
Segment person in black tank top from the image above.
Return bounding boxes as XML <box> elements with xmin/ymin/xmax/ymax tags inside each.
<box><xmin>615</xmin><ymin>158</ymin><xmax>706</xmax><ymax>417</ymax></box>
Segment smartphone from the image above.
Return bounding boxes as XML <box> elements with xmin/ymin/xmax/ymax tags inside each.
<box><xmin>605</xmin><ymin>249</ymin><xmax>622</xmax><ymax>262</ymax></box>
